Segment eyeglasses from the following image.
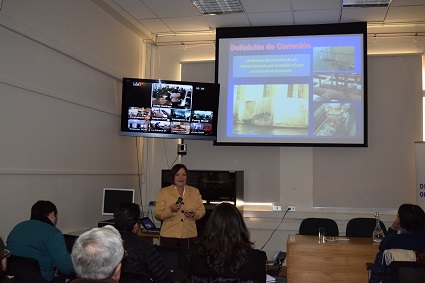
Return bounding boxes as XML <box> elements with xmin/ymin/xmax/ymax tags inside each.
<box><xmin>121</xmin><ymin>250</ymin><xmax>128</xmax><ymax>263</ymax></box>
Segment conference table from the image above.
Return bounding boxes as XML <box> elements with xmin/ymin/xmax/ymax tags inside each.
<box><xmin>286</xmin><ymin>234</ymin><xmax>379</xmax><ymax>283</ymax></box>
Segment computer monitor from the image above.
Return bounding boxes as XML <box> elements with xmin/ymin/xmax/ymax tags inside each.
<box><xmin>101</xmin><ymin>188</ymin><xmax>135</xmax><ymax>216</ymax></box>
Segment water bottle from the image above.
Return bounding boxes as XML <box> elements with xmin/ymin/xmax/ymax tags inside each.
<box><xmin>372</xmin><ymin>212</ymin><xmax>385</xmax><ymax>242</ymax></box>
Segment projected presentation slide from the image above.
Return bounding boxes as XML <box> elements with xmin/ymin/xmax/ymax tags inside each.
<box><xmin>217</xmin><ymin>28</ymin><xmax>365</xmax><ymax>146</ymax></box>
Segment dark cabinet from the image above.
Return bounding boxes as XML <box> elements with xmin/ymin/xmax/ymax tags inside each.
<box><xmin>161</xmin><ymin>170</ymin><xmax>244</xmax><ymax>207</ymax></box>
<box><xmin>162</xmin><ymin>170</ymin><xmax>244</xmax><ymax>236</ymax></box>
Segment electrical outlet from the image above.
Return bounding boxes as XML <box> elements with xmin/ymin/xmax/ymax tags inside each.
<box><xmin>273</xmin><ymin>202</ymin><xmax>282</xmax><ymax>211</ymax></box>
<box><xmin>272</xmin><ymin>203</ymin><xmax>282</xmax><ymax>211</ymax></box>
<box><xmin>287</xmin><ymin>205</ymin><xmax>296</xmax><ymax>211</ymax></box>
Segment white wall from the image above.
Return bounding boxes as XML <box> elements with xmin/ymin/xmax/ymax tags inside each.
<box><xmin>0</xmin><ymin>0</ymin><xmax>423</xmax><ymax>260</ymax></box>
<box><xmin>0</xmin><ymin>0</ymin><xmax>145</xmax><ymax>239</ymax></box>
<box><xmin>143</xmin><ymin>43</ymin><xmax>422</xmax><ymax>257</ymax></box>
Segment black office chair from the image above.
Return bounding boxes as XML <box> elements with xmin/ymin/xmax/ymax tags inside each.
<box><xmin>267</xmin><ymin>251</ymin><xmax>286</xmax><ymax>278</ymax></box>
<box><xmin>346</xmin><ymin>217</ymin><xmax>387</xmax><ymax>238</ymax></box>
<box><xmin>366</xmin><ymin>250</ymin><xmax>425</xmax><ymax>283</ymax></box>
<box><xmin>7</xmin><ymin>255</ymin><xmax>48</xmax><ymax>283</ymax></box>
<box><xmin>63</xmin><ymin>234</ymin><xmax>78</xmax><ymax>253</ymax></box>
<box><xmin>390</xmin><ymin>261</ymin><xmax>425</xmax><ymax>283</ymax></box>
<box><xmin>298</xmin><ymin>217</ymin><xmax>339</xmax><ymax>236</ymax></box>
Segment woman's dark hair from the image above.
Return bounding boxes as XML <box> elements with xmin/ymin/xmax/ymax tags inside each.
<box><xmin>196</xmin><ymin>203</ymin><xmax>253</xmax><ymax>274</ymax></box>
<box><xmin>170</xmin><ymin>164</ymin><xmax>189</xmax><ymax>184</ymax></box>
<box><xmin>114</xmin><ymin>202</ymin><xmax>140</xmax><ymax>231</ymax></box>
<box><xmin>398</xmin><ymin>203</ymin><xmax>425</xmax><ymax>233</ymax></box>
<box><xmin>31</xmin><ymin>200</ymin><xmax>58</xmax><ymax>217</ymax></box>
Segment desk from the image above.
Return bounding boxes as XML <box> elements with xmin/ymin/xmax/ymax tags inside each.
<box><xmin>286</xmin><ymin>235</ymin><xmax>378</xmax><ymax>283</ymax></box>
<box><xmin>137</xmin><ymin>230</ymin><xmax>160</xmax><ymax>244</ymax></box>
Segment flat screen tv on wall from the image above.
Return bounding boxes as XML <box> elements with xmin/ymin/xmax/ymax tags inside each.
<box><xmin>215</xmin><ymin>22</ymin><xmax>367</xmax><ymax>147</ymax></box>
<box><xmin>120</xmin><ymin>78</ymin><xmax>220</xmax><ymax>140</ymax></box>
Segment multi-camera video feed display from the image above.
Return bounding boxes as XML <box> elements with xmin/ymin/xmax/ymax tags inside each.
<box><xmin>121</xmin><ymin>78</ymin><xmax>220</xmax><ymax>140</ymax></box>
<box><xmin>216</xmin><ymin>22</ymin><xmax>367</xmax><ymax>146</ymax></box>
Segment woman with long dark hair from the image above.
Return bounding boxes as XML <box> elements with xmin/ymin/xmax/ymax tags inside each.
<box><xmin>190</xmin><ymin>203</ymin><xmax>267</xmax><ymax>283</ymax></box>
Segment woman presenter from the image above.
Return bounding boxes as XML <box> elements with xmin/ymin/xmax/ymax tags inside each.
<box><xmin>154</xmin><ymin>164</ymin><xmax>205</xmax><ymax>251</ymax></box>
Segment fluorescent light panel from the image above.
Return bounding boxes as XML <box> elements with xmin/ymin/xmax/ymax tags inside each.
<box><xmin>192</xmin><ymin>0</ymin><xmax>244</xmax><ymax>15</ymax></box>
<box><xmin>343</xmin><ymin>0</ymin><xmax>391</xmax><ymax>7</ymax></box>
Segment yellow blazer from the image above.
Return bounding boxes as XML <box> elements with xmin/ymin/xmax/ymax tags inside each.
<box><xmin>154</xmin><ymin>185</ymin><xmax>206</xmax><ymax>238</ymax></box>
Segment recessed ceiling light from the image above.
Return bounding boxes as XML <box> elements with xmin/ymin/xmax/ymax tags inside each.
<box><xmin>192</xmin><ymin>0</ymin><xmax>244</xmax><ymax>15</ymax></box>
<box><xmin>343</xmin><ymin>0</ymin><xmax>391</xmax><ymax>7</ymax></box>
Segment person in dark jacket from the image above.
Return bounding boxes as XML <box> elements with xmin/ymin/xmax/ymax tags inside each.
<box><xmin>369</xmin><ymin>203</ymin><xmax>425</xmax><ymax>283</ymax></box>
<box><xmin>114</xmin><ymin>202</ymin><xmax>171</xmax><ymax>283</ymax></box>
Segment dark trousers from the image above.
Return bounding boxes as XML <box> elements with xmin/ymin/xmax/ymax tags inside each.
<box><xmin>159</xmin><ymin>236</ymin><xmax>197</xmax><ymax>253</ymax></box>
<box><xmin>159</xmin><ymin>237</ymin><xmax>197</xmax><ymax>275</ymax></box>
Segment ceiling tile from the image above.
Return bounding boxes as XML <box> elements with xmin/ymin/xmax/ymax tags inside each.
<box><xmin>138</xmin><ymin>18</ymin><xmax>171</xmax><ymax>34</ymax></box>
<box><xmin>204</xmin><ymin>13</ymin><xmax>251</xmax><ymax>29</ymax></box>
<box><xmin>293</xmin><ymin>9</ymin><xmax>340</xmax><ymax>24</ymax></box>
<box><xmin>247</xmin><ymin>12</ymin><xmax>294</xmax><ymax>26</ymax></box>
<box><xmin>141</xmin><ymin>0</ymin><xmax>200</xmax><ymax>18</ymax></box>
<box><xmin>391</xmin><ymin>0</ymin><xmax>425</xmax><ymax>7</ymax></box>
<box><xmin>162</xmin><ymin>16</ymin><xmax>211</xmax><ymax>32</ymax></box>
<box><xmin>240</xmin><ymin>0</ymin><xmax>292</xmax><ymax>13</ymax></box>
<box><xmin>341</xmin><ymin>7</ymin><xmax>388</xmax><ymax>22</ymax></box>
<box><xmin>103</xmin><ymin>0</ymin><xmax>425</xmax><ymax>42</ymax></box>
<box><xmin>386</xmin><ymin>6</ymin><xmax>425</xmax><ymax>22</ymax></box>
<box><xmin>292</xmin><ymin>0</ymin><xmax>341</xmax><ymax>11</ymax></box>
<box><xmin>113</xmin><ymin>0</ymin><xmax>156</xmax><ymax>19</ymax></box>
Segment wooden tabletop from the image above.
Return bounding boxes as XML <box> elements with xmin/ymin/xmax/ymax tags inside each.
<box><xmin>286</xmin><ymin>234</ymin><xmax>379</xmax><ymax>283</ymax></box>
<box><xmin>137</xmin><ymin>230</ymin><xmax>160</xmax><ymax>244</ymax></box>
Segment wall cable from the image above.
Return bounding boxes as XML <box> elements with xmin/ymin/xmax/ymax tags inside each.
<box><xmin>260</xmin><ymin>207</ymin><xmax>290</xmax><ymax>250</ymax></box>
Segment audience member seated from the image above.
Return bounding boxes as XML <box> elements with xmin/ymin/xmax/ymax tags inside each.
<box><xmin>369</xmin><ymin>203</ymin><xmax>425</xmax><ymax>283</ymax></box>
<box><xmin>0</xmin><ymin>237</ymin><xmax>9</xmax><ymax>280</ymax></box>
<box><xmin>190</xmin><ymin>203</ymin><xmax>267</xmax><ymax>283</ymax></box>
<box><xmin>71</xmin><ymin>225</ymin><xmax>124</xmax><ymax>282</ymax></box>
<box><xmin>114</xmin><ymin>202</ymin><xmax>171</xmax><ymax>283</ymax></box>
<box><xmin>6</xmin><ymin>200</ymin><xmax>74</xmax><ymax>282</ymax></box>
